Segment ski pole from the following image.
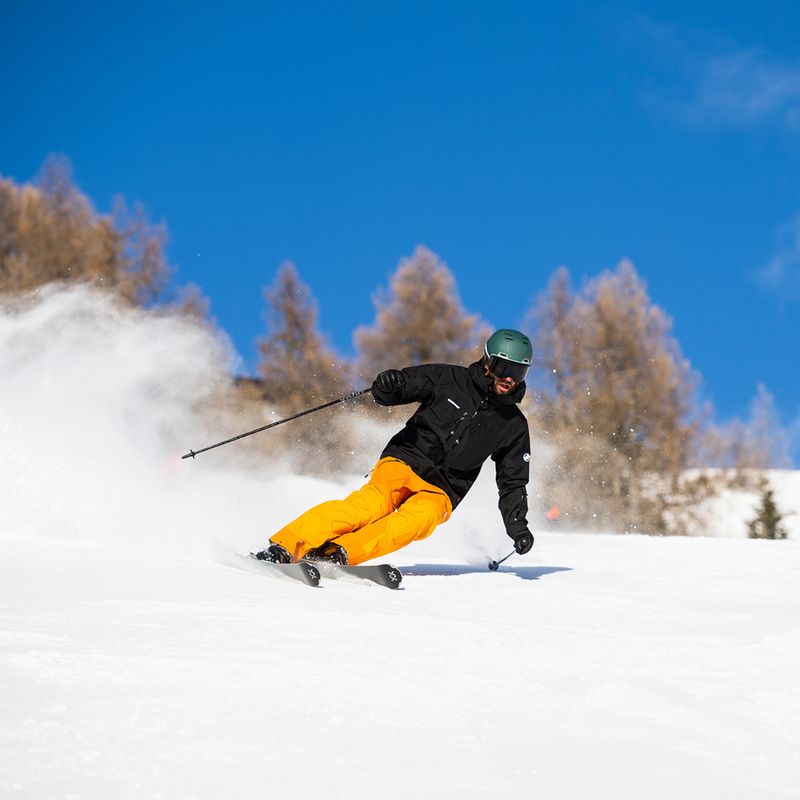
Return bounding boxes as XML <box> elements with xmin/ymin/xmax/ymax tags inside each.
<box><xmin>182</xmin><ymin>387</ymin><xmax>372</xmax><ymax>460</ymax></box>
<box><xmin>488</xmin><ymin>549</ymin><xmax>515</xmax><ymax>571</ymax></box>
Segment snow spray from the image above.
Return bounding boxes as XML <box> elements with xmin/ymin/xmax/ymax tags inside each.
<box><xmin>0</xmin><ymin>285</ymin><xmax>274</xmax><ymax>554</ymax></box>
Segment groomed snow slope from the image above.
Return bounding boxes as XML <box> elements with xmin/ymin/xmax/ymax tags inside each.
<box><xmin>2</xmin><ymin>287</ymin><xmax>799</xmax><ymax>799</ymax></box>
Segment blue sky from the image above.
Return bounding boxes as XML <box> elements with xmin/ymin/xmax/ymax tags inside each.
<box><xmin>3</xmin><ymin>1</ymin><xmax>800</xmax><ymax>460</ymax></box>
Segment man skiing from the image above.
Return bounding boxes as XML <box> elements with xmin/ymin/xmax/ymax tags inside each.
<box><xmin>255</xmin><ymin>328</ymin><xmax>535</xmax><ymax>566</ymax></box>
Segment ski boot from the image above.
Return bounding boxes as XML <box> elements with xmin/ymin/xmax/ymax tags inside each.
<box><xmin>304</xmin><ymin>542</ymin><xmax>349</xmax><ymax>565</ymax></box>
<box><xmin>252</xmin><ymin>544</ymin><xmax>292</xmax><ymax>564</ymax></box>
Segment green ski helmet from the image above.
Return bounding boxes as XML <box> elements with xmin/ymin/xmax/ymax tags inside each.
<box><xmin>484</xmin><ymin>329</ymin><xmax>532</xmax><ymax>383</ymax></box>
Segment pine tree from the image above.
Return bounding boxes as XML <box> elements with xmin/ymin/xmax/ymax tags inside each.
<box><xmin>354</xmin><ymin>245</ymin><xmax>490</xmax><ymax>378</ymax></box>
<box><xmin>747</xmin><ymin>481</ymin><xmax>790</xmax><ymax>540</ymax></box>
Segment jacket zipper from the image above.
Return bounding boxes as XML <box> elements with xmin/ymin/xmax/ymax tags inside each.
<box><xmin>445</xmin><ymin>397</ymin><xmax>488</xmax><ymax>452</ymax></box>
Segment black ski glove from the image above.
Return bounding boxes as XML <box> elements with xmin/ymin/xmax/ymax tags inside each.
<box><xmin>513</xmin><ymin>530</ymin><xmax>534</xmax><ymax>555</ymax></box>
<box><xmin>372</xmin><ymin>369</ymin><xmax>404</xmax><ymax>396</ymax></box>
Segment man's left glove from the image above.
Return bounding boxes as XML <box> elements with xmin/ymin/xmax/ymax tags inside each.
<box><xmin>513</xmin><ymin>530</ymin><xmax>534</xmax><ymax>555</ymax></box>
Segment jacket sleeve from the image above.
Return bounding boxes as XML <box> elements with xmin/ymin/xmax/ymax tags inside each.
<box><xmin>491</xmin><ymin>417</ymin><xmax>531</xmax><ymax>539</ymax></box>
<box><xmin>371</xmin><ymin>364</ymin><xmax>440</xmax><ymax>406</ymax></box>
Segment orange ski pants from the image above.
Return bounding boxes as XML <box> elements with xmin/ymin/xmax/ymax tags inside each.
<box><xmin>270</xmin><ymin>457</ymin><xmax>452</xmax><ymax>565</ymax></box>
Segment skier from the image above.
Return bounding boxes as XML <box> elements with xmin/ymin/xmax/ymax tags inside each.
<box><xmin>255</xmin><ymin>328</ymin><xmax>535</xmax><ymax>566</ymax></box>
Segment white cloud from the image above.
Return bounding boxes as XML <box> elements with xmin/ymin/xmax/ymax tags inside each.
<box><xmin>634</xmin><ymin>17</ymin><xmax>800</xmax><ymax>130</ymax></box>
<box><xmin>757</xmin><ymin>215</ymin><xmax>800</xmax><ymax>299</ymax></box>
<box><xmin>687</xmin><ymin>49</ymin><xmax>800</xmax><ymax>127</ymax></box>
<box><xmin>633</xmin><ymin>19</ymin><xmax>800</xmax><ymax>299</ymax></box>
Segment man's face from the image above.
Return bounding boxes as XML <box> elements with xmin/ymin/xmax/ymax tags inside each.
<box><xmin>484</xmin><ymin>360</ymin><xmax>519</xmax><ymax>395</ymax></box>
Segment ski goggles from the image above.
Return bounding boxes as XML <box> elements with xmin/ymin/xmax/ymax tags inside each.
<box><xmin>486</xmin><ymin>356</ymin><xmax>528</xmax><ymax>383</ymax></box>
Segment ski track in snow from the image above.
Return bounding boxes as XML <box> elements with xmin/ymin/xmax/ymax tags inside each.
<box><xmin>2</xmin><ymin>286</ymin><xmax>799</xmax><ymax>799</ymax></box>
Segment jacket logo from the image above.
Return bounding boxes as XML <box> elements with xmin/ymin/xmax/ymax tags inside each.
<box><xmin>523</xmin><ymin>453</ymin><xmax>531</xmax><ymax>462</ymax></box>
<box><xmin>447</xmin><ymin>398</ymin><xmax>461</xmax><ymax>409</ymax></box>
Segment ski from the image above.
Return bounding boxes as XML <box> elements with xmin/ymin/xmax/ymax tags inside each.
<box><xmin>228</xmin><ymin>551</ymin><xmax>399</xmax><ymax>588</ymax></box>
<box><xmin>310</xmin><ymin>562</ymin><xmax>403</xmax><ymax>589</ymax></box>
<box><xmin>245</xmin><ymin>553</ymin><xmax>321</xmax><ymax>587</ymax></box>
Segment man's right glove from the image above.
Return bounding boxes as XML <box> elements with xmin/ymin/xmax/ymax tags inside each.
<box><xmin>513</xmin><ymin>530</ymin><xmax>534</xmax><ymax>555</ymax></box>
<box><xmin>372</xmin><ymin>369</ymin><xmax>405</xmax><ymax>396</ymax></box>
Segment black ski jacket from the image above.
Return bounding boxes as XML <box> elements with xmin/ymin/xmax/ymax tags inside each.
<box><xmin>372</xmin><ymin>361</ymin><xmax>530</xmax><ymax>540</ymax></box>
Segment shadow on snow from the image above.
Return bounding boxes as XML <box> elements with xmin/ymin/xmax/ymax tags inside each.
<box><xmin>400</xmin><ymin>564</ymin><xmax>573</xmax><ymax>582</ymax></box>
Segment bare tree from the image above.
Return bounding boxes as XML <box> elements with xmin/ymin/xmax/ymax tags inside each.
<box><xmin>354</xmin><ymin>245</ymin><xmax>490</xmax><ymax>377</ymax></box>
<box><xmin>703</xmin><ymin>384</ymin><xmax>791</xmax><ymax>478</ymax></box>
<box><xmin>253</xmin><ymin>262</ymin><xmax>359</xmax><ymax>472</ymax></box>
<box><xmin>111</xmin><ymin>196</ymin><xmax>170</xmax><ymax>305</ymax></box>
<box><xmin>527</xmin><ymin>260</ymin><xmax>706</xmax><ymax>533</ymax></box>
<box><xmin>166</xmin><ymin>282</ymin><xmax>213</xmax><ymax>323</ymax></box>
<box><xmin>256</xmin><ymin>261</ymin><xmax>351</xmax><ymax>410</ymax></box>
<box><xmin>525</xmin><ymin>265</ymin><xmax>574</xmax><ymax>424</ymax></box>
<box><xmin>0</xmin><ymin>156</ymin><xmax>170</xmax><ymax>305</ymax></box>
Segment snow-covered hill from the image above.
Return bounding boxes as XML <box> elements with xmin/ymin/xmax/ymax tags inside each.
<box><xmin>2</xmin><ymin>287</ymin><xmax>799</xmax><ymax>799</ymax></box>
